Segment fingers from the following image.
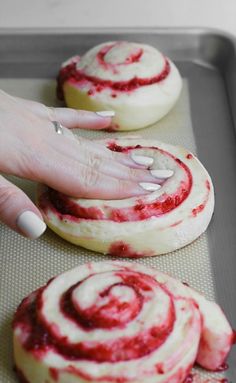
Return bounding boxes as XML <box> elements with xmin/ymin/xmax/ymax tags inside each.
<box><xmin>13</xmin><ymin>95</ymin><xmax>114</xmax><ymax>130</ymax></box>
<box><xmin>47</xmin><ymin>108</ymin><xmax>115</xmax><ymax>130</ymax></box>
<box><xmin>0</xmin><ymin>175</ymin><xmax>46</xmax><ymax>238</ymax></box>
<box><xmin>61</xmin><ymin>140</ymin><xmax>160</xmax><ymax>184</ymax></box>
<box><xmin>31</xmin><ymin>136</ymin><xmax>151</xmax><ymax>199</ymax></box>
<box><xmin>34</xmin><ymin>133</ymin><xmax>161</xmax><ymax>197</ymax></box>
<box><xmin>39</xmin><ymin>157</ymin><xmax>150</xmax><ymax>200</ymax></box>
<box><xmin>65</xmin><ymin>136</ymin><xmax>153</xmax><ymax>171</ymax></box>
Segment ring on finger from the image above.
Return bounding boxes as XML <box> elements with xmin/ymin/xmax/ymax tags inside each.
<box><xmin>51</xmin><ymin>120</ymin><xmax>77</xmax><ymax>141</ymax></box>
<box><xmin>52</xmin><ymin>121</ymin><xmax>63</xmax><ymax>135</ymax></box>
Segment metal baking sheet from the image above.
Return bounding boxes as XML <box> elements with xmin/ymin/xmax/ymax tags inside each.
<box><xmin>0</xmin><ymin>28</ymin><xmax>236</xmax><ymax>382</ymax></box>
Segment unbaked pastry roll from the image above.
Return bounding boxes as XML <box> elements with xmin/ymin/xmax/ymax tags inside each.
<box><xmin>37</xmin><ymin>138</ymin><xmax>214</xmax><ymax>257</ymax></box>
<box><xmin>13</xmin><ymin>261</ymin><xmax>233</xmax><ymax>383</ymax></box>
<box><xmin>57</xmin><ymin>41</ymin><xmax>182</xmax><ymax>131</ymax></box>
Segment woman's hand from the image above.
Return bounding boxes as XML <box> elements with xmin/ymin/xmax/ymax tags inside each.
<box><xmin>0</xmin><ymin>90</ymin><xmax>161</xmax><ymax>239</ymax></box>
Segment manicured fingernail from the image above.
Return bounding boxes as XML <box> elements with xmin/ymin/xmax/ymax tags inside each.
<box><xmin>96</xmin><ymin>111</ymin><xmax>115</xmax><ymax>117</ymax></box>
<box><xmin>139</xmin><ymin>182</ymin><xmax>161</xmax><ymax>192</ymax></box>
<box><xmin>150</xmin><ymin>169</ymin><xmax>174</xmax><ymax>179</ymax></box>
<box><xmin>131</xmin><ymin>154</ymin><xmax>154</xmax><ymax>167</ymax></box>
<box><xmin>16</xmin><ymin>211</ymin><xmax>46</xmax><ymax>239</ymax></box>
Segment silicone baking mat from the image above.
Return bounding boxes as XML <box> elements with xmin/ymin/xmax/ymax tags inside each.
<box><xmin>0</xmin><ymin>29</ymin><xmax>236</xmax><ymax>382</ymax></box>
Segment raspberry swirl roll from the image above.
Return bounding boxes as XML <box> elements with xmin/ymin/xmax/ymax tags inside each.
<box><xmin>57</xmin><ymin>41</ymin><xmax>182</xmax><ymax>131</ymax></box>
<box><xmin>13</xmin><ymin>261</ymin><xmax>233</xmax><ymax>383</ymax></box>
<box><xmin>37</xmin><ymin>138</ymin><xmax>214</xmax><ymax>257</ymax></box>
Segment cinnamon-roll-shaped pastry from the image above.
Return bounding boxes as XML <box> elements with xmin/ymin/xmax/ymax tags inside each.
<box><xmin>37</xmin><ymin>138</ymin><xmax>214</xmax><ymax>257</ymax></box>
<box><xmin>57</xmin><ymin>41</ymin><xmax>182</xmax><ymax>130</ymax></box>
<box><xmin>13</xmin><ymin>261</ymin><xmax>233</xmax><ymax>383</ymax></box>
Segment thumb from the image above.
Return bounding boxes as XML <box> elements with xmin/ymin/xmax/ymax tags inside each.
<box><xmin>0</xmin><ymin>175</ymin><xmax>46</xmax><ymax>238</ymax></box>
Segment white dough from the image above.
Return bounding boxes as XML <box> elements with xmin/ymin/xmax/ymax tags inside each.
<box><xmin>37</xmin><ymin>138</ymin><xmax>215</xmax><ymax>257</ymax></box>
<box><xmin>60</xmin><ymin>41</ymin><xmax>182</xmax><ymax>131</ymax></box>
<box><xmin>13</xmin><ymin>261</ymin><xmax>233</xmax><ymax>383</ymax></box>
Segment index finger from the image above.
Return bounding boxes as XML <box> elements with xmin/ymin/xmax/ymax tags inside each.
<box><xmin>47</xmin><ymin>107</ymin><xmax>115</xmax><ymax>130</ymax></box>
<box><xmin>13</xmin><ymin>95</ymin><xmax>115</xmax><ymax>130</ymax></box>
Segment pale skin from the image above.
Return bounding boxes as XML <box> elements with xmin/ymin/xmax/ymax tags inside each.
<box><xmin>0</xmin><ymin>90</ymin><xmax>162</xmax><ymax>238</ymax></box>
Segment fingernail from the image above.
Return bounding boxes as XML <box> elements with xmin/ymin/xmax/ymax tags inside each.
<box><xmin>131</xmin><ymin>154</ymin><xmax>154</xmax><ymax>167</ymax></box>
<box><xmin>150</xmin><ymin>169</ymin><xmax>174</xmax><ymax>179</ymax></box>
<box><xmin>96</xmin><ymin>111</ymin><xmax>115</xmax><ymax>117</ymax></box>
<box><xmin>16</xmin><ymin>211</ymin><xmax>46</xmax><ymax>239</ymax></box>
<box><xmin>139</xmin><ymin>182</ymin><xmax>161</xmax><ymax>192</ymax></box>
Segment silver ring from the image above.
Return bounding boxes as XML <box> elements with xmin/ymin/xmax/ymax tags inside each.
<box><xmin>52</xmin><ymin>121</ymin><xmax>63</xmax><ymax>135</ymax></box>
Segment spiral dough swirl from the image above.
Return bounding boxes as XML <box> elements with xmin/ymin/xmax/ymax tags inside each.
<box><xmin>57</xmin><ymin>41</ymin><xmax>182</xmax><ymax>130</ymax></box>
<box><xmin>37</xmin><ymin>138</ymin><xmax>215</xmax><ymax>257</ymax></box>
<box><xmin>13</xmin><ymin>261</ymin><xmax>233</xmax><ymax>383</ymax></box>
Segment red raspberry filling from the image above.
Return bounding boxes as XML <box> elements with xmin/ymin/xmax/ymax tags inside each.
<box><xmin>57</xmin><ymin>43</ymin><xmax>170</xmax><ymax>100</ymax></box>
<box><xmin>13</xmin><ymin>271</ymin><xmax>175</xmax><ymax>363</ymax></box>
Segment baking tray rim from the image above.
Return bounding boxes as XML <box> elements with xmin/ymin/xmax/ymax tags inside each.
<box><xmin>0</xmin><ymin>26</ymin><xmax>235</xmax><ymax>72</ymax></box>
<box><xmin>0</xmin><ymin>25</ymin><xmax>235</xmax><ymax>39</ymax></box>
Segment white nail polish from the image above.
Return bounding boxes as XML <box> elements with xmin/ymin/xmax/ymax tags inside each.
<box><xmin>150</xmin><ymin>169</ymin><xmax>174</xmax><ymax>179</ymax></box>
<box><xmin>131</xmin><ymin>154</ymin><xmax>154</xmax><ymax>167</ymax></box>
<box><xmin>96</xmin><ymin>111</ymin><xmax>115</xmax><ymax>117</ymax></box>
<box><xmin>139</xmin><ymin>182</ymin><xmax>161</xmax><ymax>192</ymax></box>
<box><xmin>16</xmin><ymin>211</ymin><xmax>46</xmax><ymax>239</ymax></box>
